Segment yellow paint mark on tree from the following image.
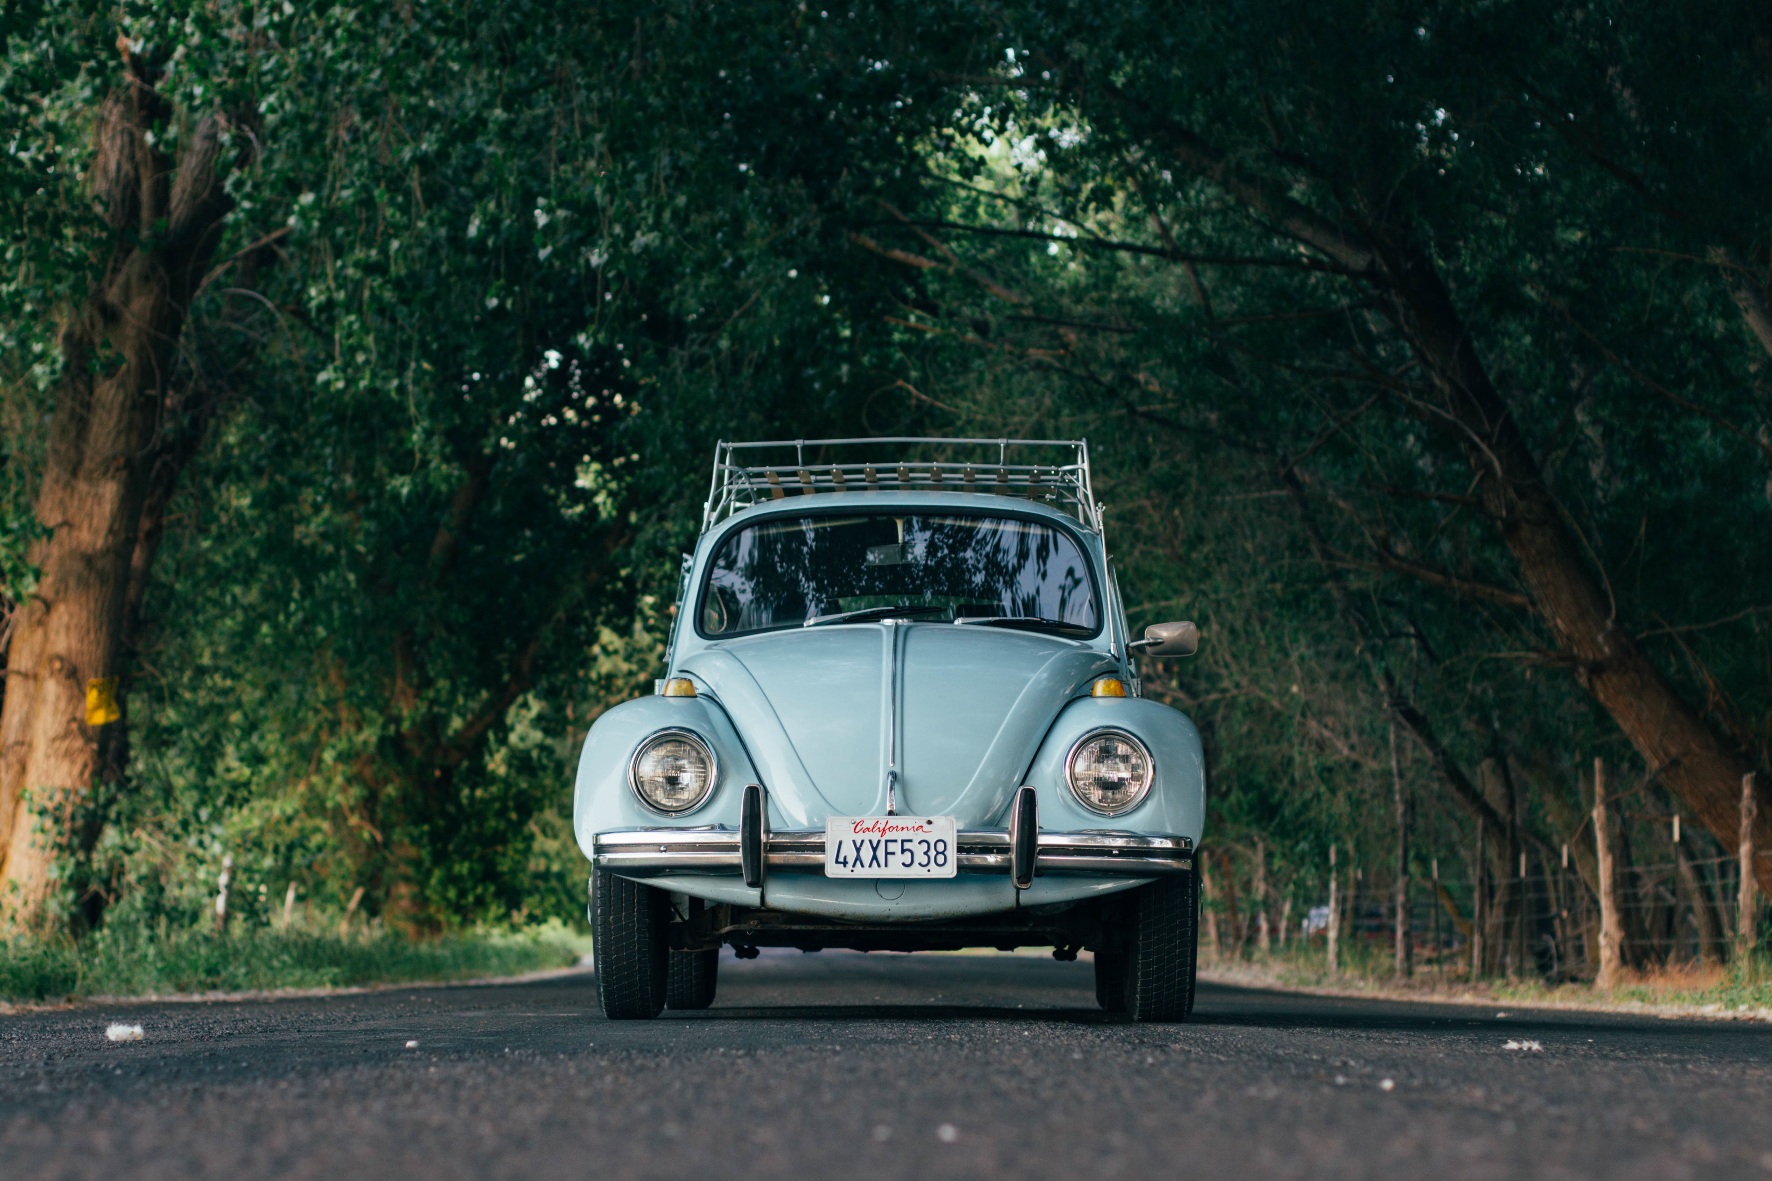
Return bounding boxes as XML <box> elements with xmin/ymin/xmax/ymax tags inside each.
<box><xmin>85</xmin><ymin>677</ymin><xmax>120</xmax><ymax>727</ymax></box>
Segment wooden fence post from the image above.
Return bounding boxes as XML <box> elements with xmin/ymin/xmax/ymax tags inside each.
<box><xmin>339</xmin><ymin>885</ymin><xmax>365</xmax><ymax>941</ymax></box>
<box><xmin>1327</xmin><ymin>844</ymin><xmax>1340</xmax><ymax>976</ymax></box>
<box><xmin>1739</xmin><ymin>772</ymin><xmax>1759</xmax><ymax>966</ymax></box>
<box><xmin>1254</xmin><ymin>838</ymin><xmax>1272</xmax><ymax>954</ymax></box>
<box><xmin>1430</xmin><ymin>858</ymin><xmax>1442</xmax><ymax>968</ymax></box>
<box><xmin>1514</xmin><ymin>850</ymin><xmax>1528</xmax><ymax>980</ymax></box>
<box><xmin>1594</xmin><ymin>757</ymin><xmax>1624</xmax><ymax>990</ymax></box>
<box><xmin>1472</xmin><ymin>819</ymin><xmax>1486</xmax><ymax>977</ymax></box>
<box><xmin>213</xmin><ymin>855</ymin><xmax>233</xmax><ymax>933</ymax></box>
<box><xmin>1392</xmin><ymin>717</ymin><xmax>1412</xmax><ymax>978</ymax></box>
<box><xmin>280</xmin><ymin>882</ymin><xmax>298</xmax><ymax>931</ymax></box>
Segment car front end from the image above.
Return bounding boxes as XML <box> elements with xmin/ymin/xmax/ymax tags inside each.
<box><xmin>575</xmin><ymin>441</ymin><xmax>1205</xmax><ymax>1019</ymax></box>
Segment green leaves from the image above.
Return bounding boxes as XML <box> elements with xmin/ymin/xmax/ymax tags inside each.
<box><xmin>10</xmin><ymin>0</ymin><xmax>1766</xmax><ymax>938</ymax></box>
<box><xmin>1</xmin><ymin>0</ymin><xmax>969</xmax><ymax>929</ymax></box>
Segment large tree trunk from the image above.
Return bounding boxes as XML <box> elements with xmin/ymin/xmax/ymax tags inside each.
<box><xmin>1372</xmin><ymin>241</ymin><xmax>1772</xmax><ymax>891</ymax></box>
<box><xmin>0</xmin><ymin>61</ymin><xmax>242</xmax><ymax>927</ymax></box>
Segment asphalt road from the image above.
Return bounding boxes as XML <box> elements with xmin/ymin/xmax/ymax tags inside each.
<box><xmin>5</xmin><ymin>951</ymin><xmax>1772</xmax><ymax>1181</ymax></box>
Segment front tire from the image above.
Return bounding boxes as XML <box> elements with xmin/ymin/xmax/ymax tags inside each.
<box><xmin>591</xmin><ymin>870</ymin><xmax>668</xmax><ymax>1019</ymax></box>
<box><xmin>1121</xmin><ymin>873</ymin><xmax>1198</xmax><ymax>1022</ymax></box>
<box><xmin>666</xmin><ymin>948</ymin><xmax>719</xmax><ymax>1010</ymax></box>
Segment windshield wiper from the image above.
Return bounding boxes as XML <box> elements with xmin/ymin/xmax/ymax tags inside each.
<box><xmin>953</xmin><ymin>616</ymin><xmax>1095</xmax><ymax>638</ymax></box>
<box><xmin>803</xmin><ymin>604</ymin><xmax>946</xmax><ymax>627</ymax></box>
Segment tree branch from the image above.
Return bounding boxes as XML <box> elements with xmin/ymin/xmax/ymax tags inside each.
<box><xmin>1280</xmin><ymin>464</ymin><xmax>1521</xmax><ymax>838</ymax></box>
<box><xmin>1539</xmin><ymin>288</ymin><xmax>1772</xmax><ymax>465</ymax></box>
<box><xmin>1388</xmin><ymin>695</ymin><xmax>1513</xmax><ymax>836</ymax></box>
<box><xmin>441</xmin><ymin>522</ymin><xmax>633</xmax><ymax>765</ymax></box>
<box><xmin>1710</xmin><ymin>245</ymin><xmax>1772</xmax><ymax>361</ymax></box>
<box><xmin>1518</xmin><ymin>84</ymin><xmax>1695</xmax><ymax>226</ymax></box>
<box><xmin>1361</xmin><ymin>479</ymin><xmax>1486</xmax><ymax>512</ymax></box>
<box><xmin>428</xmin><ymin>451</ymin><xmax>495</xmax><ymax>579</ymax></box>
<box><xmin>1095</xmin><ymin>85</ymin><xmax>1378</xmax><ymax>275</ymax></box>
<box><xmin>848</xmin><ymin>232</ymin><xmax>939</xmax><ymax>271</ymax></box>
<box><xmin>862</xmin><ymin>218</ymin><xmax>1360</xmax><ymax>276</ymax></box>
<box><xmin>1362</xmin><ymin>549</ymin><xmax>1535</xmax><ymax>612</ymax></box>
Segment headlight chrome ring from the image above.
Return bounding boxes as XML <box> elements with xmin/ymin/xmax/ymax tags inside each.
<box><xmin>628</xmin><ymin>729</ymin><xmax>718</xmax><ymax>816</ymax></box>
<box><xmin>1064</xmin><ymin>728</ymin><xmax>1155</xmax><ymax>816</ymax></box>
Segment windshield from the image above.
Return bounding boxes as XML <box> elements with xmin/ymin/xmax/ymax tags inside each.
<box><xmin>698</xmin><ymin>513</ymin><xmax>1100</xmax><ymax>638</ymax></box>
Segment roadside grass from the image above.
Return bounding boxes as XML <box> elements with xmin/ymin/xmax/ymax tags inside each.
<box><xmin>0</xmin><ymin>920</ymin><xmax>590</xmax><ymax>1003</ymax></box>
<box><xmin>1202</xmin><ymin>937</ymin><xmax>1772</xmax><ymax>1015</ymax></box>
<box><xmin>1491</xmin><ymin>960</ymin><xmax>1772</xmax><ymax>1014</ymax></box>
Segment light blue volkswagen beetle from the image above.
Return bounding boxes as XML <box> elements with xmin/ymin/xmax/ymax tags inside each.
<box><xmin>575</xmin><ymin>438</ymin><xmax>1204</xmax><ymax>1020</ymax></box>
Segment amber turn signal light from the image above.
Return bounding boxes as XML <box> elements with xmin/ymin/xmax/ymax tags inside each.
<box><xmin>1091</xmin><ymin>678</ymin><xmax>1127</xmax><ymax>698</ymax></box>
<box><xmin>662</xmin><ymin>678</ymin><xmax>698</xmax><ymax>698</ymax></box>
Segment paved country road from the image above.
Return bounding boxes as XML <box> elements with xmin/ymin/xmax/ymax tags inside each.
<box><xmin>5</xmin><ymin>952</ymin><xmax>1772</xmax><ymax>1181</ymax></box>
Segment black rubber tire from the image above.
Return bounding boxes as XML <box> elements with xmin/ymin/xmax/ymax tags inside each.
<box><xmin>1121</xmin><ymin>872</ymin><xmax>1198</xmax><ymax>1022</ymax></box>
<box><xmin>591</xmin><ymin>870</ymin><xmax>668</xmax><ymax>1019</ymax></box>
<box><xmin>665</xmin><ymin>948</ymin><xmax>719</xmax><ymax>1010</ymax></box>
<box><xmin>1093</xmin><ymin>951</ymin><xmax>1128</xmax><ymax>1012</ymax></box>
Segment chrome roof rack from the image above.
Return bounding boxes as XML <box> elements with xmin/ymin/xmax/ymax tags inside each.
<box><xmin>700</xmin><ymin>437</ymin><xmax>1101</xmax><ymax>534</ymax></box>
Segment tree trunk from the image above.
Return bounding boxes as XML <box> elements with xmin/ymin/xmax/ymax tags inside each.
<box><xmin>0</xmin><ymin>63</ymin><xmax>243</xmax><ymax>926</ymax></box>
<box><xmin>1476</xmin><ymin>758</ymin><xmax>1523</xmax><ymax>976</ymax></box>
<box><xmin>1371</xmin><ymin>240</ymin><xmax>1772</xmax><ymax>892</ymax></box>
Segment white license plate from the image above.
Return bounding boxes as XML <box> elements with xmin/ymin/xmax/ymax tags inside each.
<box><xmin>824</xmin><ymin>816</ymin><xmax>958</xmax><ymax>878</ymax></box>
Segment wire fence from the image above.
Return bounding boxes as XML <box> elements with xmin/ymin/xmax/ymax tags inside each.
<box><xmin>1208</xmin><ymin>851</ymin><xmax>1763</xmax><ymax>980</ymax></box>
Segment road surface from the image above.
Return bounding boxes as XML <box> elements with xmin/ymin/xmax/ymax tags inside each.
<box><xmin>4</xmin><ymin>951</ymin><xmax>1771</xmax><ymax>1179</ymax></box>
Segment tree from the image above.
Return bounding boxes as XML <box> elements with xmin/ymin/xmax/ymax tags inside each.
<box><xmin>856</xmin><ymin>0</ymin><xmax>1771</xmax><ymax>891</ymax></box>
<box><xmin>3</xmin><ymin>0</ymin><xmax>989</xmax><ymax>930</ymax></box>
<box><xmin>0</xmin><ymin>4</ymin><xmax>274</xmax><ymax>924</ymax></box>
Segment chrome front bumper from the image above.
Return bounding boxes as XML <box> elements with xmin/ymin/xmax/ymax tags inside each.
<box><xmin>592</xmin><ymin>826</ymin><xmax>1193</xmax><ymax>878</ymax></box>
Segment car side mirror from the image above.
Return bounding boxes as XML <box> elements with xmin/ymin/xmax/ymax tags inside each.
<box><xmin>1132</xmin><ymin>620</ymin><xmax>1198</xmax><ymax>658</ymax></box>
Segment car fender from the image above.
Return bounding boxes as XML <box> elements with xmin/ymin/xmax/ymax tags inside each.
<box><xmin>1020</xmin><ymin>696</ymin><xmax>1204</xmax><ymax>842</ymax></box>
<box><xmin>572</xmin><ymin>694</ymin><xmax>760</xmax><ymax>859</ymax></box>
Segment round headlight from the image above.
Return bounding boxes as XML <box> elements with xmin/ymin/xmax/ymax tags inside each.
<box><xmin>1065</xmin><ymin>729</ymin><xmax>1154</xmax><ymax>815</ymax></box>
<box><xmin>629</xmin><ymin>730</ymin><xmax>717</xmax><ymax>814</ymax></box>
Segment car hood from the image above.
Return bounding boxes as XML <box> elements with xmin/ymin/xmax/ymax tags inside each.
<box><xmin>678</xmin><ymin>623</ymin><xmax>1118</xmax><ymax>828</ymax></box>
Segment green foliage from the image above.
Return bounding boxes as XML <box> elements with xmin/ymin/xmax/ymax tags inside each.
<box><xmin>8</xmin><ymin>0</ymin><xmax>978</xmax><ymax>937</ymax></box>
<box><xmin>837</xmin><ymin>0</ymin><xmax>1772</xmax><ymax>923</ymax></box>
<box><xmin>3</xmin><ymin>0</ymin><xmax>1768</xmax><ymax>988</ymax></box>
<box><xmin>0</xmin><ymin>921</ymin><xmax>586</xmax><ymax>1002</ymax></box>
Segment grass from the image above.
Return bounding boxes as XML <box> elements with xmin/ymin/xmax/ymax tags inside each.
<box><xmin>0</xmin><ymin>920</ymin><xmax>590</xmax><ymax>1003</ymax></box>
<box><xmin>1202</xmin><ymin>937</ymin><xmax>1772</xmax><ymax>1015</ymax></box>
<box><xmin>1492</xmin><ymin>961</ymin><xmax>1772</xmax><ymax>1014</ymax></box>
